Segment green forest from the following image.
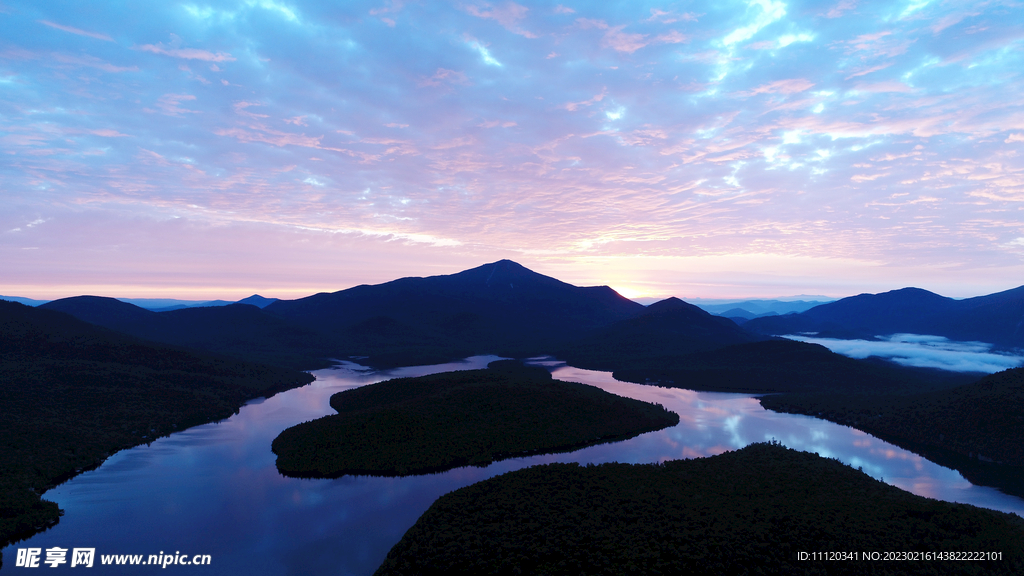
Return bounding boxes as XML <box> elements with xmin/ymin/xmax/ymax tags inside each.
<box><xmin>272</xmin><ymin>360</ymin><xmax>679</xmax><ymax>477</ymax></box>
<box><xmin>376</xmin><ymin>442</ymin><xmax>1024</xmax><ymax>575</ymax></box>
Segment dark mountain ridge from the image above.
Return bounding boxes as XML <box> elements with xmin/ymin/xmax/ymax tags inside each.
<box><xmin>264</xmin><ymin>260</ymin><xmax>646</xmax><ymax>363</ymax></box>
<box><xmin>745</xmin><ymin>285</ymin><xmax>1024</xmax><ymax>349</ymax></box>
<box><xmin>558</xmin><ymin>296</ymin><xmax>765</xmax><ymax>372</ymax></box>
<box><xmin>0</xmin><ymin>300</ymin><xmax>313</xmax><ymax>551</ymax></box>
<box><xmin>40</xmin><ymin>296</ymin><xmax>334</xmax><ymax>369</ymax></box>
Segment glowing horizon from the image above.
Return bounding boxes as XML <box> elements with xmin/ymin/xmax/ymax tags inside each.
<box><xmin>3</xmin><ymin>1</ymin><xmax>1023</xmax><ymax>301</ymax></box>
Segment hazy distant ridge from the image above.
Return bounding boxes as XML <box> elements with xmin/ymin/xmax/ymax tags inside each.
<box><xmin>745</xmin><ymin>286</ymin><xmax>1024</xmax><ymax>349</ymax></box>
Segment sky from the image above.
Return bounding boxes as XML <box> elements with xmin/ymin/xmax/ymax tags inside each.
<box><xmin>2</xmin><ymin>0</ymin><xmax>1023</xmax><ymax>301</ymax></box>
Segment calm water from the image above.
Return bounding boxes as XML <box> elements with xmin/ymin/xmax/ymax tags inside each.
<box><xmin>5</xmin><ymin>356</ymin><xmax>1023</xmax><ymax>574</ymax></box>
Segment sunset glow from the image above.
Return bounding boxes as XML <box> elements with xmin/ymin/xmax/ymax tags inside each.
<box><xmin>2</xmin><ymin>1</ymin><xmax>1023</xmax><ymax>299</ymax></box>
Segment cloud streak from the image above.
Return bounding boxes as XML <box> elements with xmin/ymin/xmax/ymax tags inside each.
<box><xmin>138</xmin><ymin>43</ymin><xmax>236</xmax><ymax>62</ymax></box>
<box><xmin>39</xmin><ymin>20</ymin><xmax>113</xmax><ymax>41</ymax></box>
<box><xmin>783</xmin><ymin>334</ymin><xmax>1024</xmax><ymax>373</ymax></box>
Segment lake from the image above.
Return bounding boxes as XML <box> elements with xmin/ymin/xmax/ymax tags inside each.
<box><xmin>5</xmin><ymin>356</ymin><xmax>1023</xmax><ymax>574</ymax></box>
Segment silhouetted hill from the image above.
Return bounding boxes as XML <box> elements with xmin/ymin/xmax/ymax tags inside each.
<box><xmin>745</xmin><ymin>286</ymin><xmax>1024</xmax><ymax>349</ymax></box>
<box><xmin>376</xmin><ymin>442</ymin><xmax>1024</xmax><ymax>575</ymax></box>
<box><xmin>608</xmin><ymin>339</ymin><xmax>970</xmax><ymax>395</ymax></box>
<box><xmin>236</xmin><ymin>294</ymin><xmax>278</xmax><ymax>308</ymax></box>
<box><xmin>559</xmin><ymin>297</ymin><xmax>765</xmax><ymax>372</ymax></box>
<box><xmin>761</xmin><ymin>367</ymin><xmax>1024</xmax><ymax>496</ymax></box>
<box><xmin>0</xmin><ymin>300</ymin><xmax>313</xmax><ymax>551</ymax></box>
<box><xmin>40</xmin><ymin>295</ymin><xmax>158</xmax><ymax>327</ymax></box>
<box><xmin>40</xmin><ymin>296</ymin><xmax>334</xmax><ymax>369</ymax></box>
<box><xmin>272</xmin><ymin>360</ymin><xmax>677</xmax><ymax>478</ymax></box>
<box><xmin>949</xmin><ymin>285</ymin><xmax>1024</xmax><ymax>348</ymax></box>
<box><xmin>265</xmin><ymin>260</ymin><xmax>646</xmax><ymax>365</ymax></box>
<box><xmin>773</xmin><ymin>366</ymin><xmax>1024</xmax><ymax>464</ymax></box>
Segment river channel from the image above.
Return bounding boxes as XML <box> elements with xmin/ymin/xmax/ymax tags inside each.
<box><xmin>6</xmin><ymin>356</ymin><xmax>1023</xmax><ymax>574</ymax></box>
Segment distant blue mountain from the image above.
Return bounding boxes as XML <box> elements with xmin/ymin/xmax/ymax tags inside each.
<box><xmin>117</xmin><ymin>298</ymin><xmax>210</xmax><ymax>310</ymax></box>
<box><xmin>0</xmin><ymin>295</ymin><xmax>49</xmax><ymax>306</ymax></box>
<box><xmin>237</xmin><ymin>294</ymin><xmax>279</xmax><ymax>308</ymax></box>
<box><xmin>123</xmin><ymin>297</ymin><xmax>273</xmax><ymax>312</ymax></box>
<box><xmin>744</xmin><ymin>286</ymin><xmax>1024</xmax><ymax>349</ymax></box>
<box><xmin>720</xmin><ymin>308</ymin><xmax>780</xmax><ymax>325</ymax></box>
<box><xmin>695</xmin><ymin>299</ymin><xmax>832</xmax><ymax>316</ymax></box>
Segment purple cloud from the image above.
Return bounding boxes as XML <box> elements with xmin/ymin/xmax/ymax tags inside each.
<box><xmin>1</xmin><ymin>0</ymin><xmax>1022</xmax><ymax>300</ymax></box>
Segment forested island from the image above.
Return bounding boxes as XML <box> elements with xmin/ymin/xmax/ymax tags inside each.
<box><xmin>376</xmin><ymin>442</ymin><xmax>1024</xmax><ymax>575</ymax></box>
<box><xmin>0</xmin><ymin>301</ymin><xmax>314</xmax><ymax>555</ymax></box>
<box><xmin>271</xmin><ymin>360</ymin><xmax>678</xmax><ymax>477</ymax></box>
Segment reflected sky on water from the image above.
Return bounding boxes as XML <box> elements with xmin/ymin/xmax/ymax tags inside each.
<box><xmin>7</xmin><ymin>356</ymin><xmax>1023</xmax><ymax>575</ymax></box>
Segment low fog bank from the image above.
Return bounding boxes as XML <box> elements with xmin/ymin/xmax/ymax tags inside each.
<box><xmin>782</xmin><ymin>333</ymin><xmax>1024</xmax><ymax>374</ymax></box>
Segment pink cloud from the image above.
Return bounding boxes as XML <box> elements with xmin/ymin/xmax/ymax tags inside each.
<box><xmin>553</xmin><ymin>5</ymin><xmax>574</xmax><ymax>14</ymax></box>
<box><xmin>822</xmin><ymin>0</ymin><xmax>857</xmax><ymax>19</ymax></box>
<box><xmin>50</xmin><ymin>53</ymin><xmax>137</xmax><ymax>73</ymax></box>
<box><xmin>370</xmin><ymin>0</ymin><xmax>404</xmax><ymax>25</ymax></box>
<box><xmin>215</xmin><ymin>127</ymin><xmax>323</xmax><ymax>148</ymax></box>
<box><xmin>233</xmin><ymin>102</ymin><xmax>269</xmax><ymax>119</ymax></box>
<box><xmin>136</xmin><ymin>148</ymin><xmax>170</xmax><ymax>166</ymax></box>
<box><xmin>617</xmin><ymin>127</ymin><xmax>669</xmax><ymax>147</ymax></box>
<box><xmin>835</xmin><ymin>31</ymin><xmax>913</xmax><ymax>59</ymax></box>
<box><xmin>138</xmin><ymin>43</ymin><xmax>236</xmax><ymax>62</ymax></box>
<box><xmin>564</xmin><ymin>88</ymin><xmax>606</xmax><ymax>111</ymax></box>
<box><xmin>603</xmin><ymin>26</ymin><xmax>649</xmax><ymax>53</ymax></box>
<box><xmin>432</xmin><ymin>136</ymin><xmax>475</xmax><ymax>149</ymax></box>
<box><xmin>854</xmin><ymin>81</ymin><xmax>916</xmax><ymax>93</ymax></box>
<box><xmin>478</xmin><ymin>120</ymin><xmax>517</xmax><ymax>128</ymax></box>
<box><xmin>1006</xmin><ymin>133</ymin><xmax>1024</xmax><ymax>143</ymax></box>
<box><xmin>152</xmin><ymin>94</ymin><xmax>200</xmax><ymax>116</ymax></box>
<box><xmin>465</xmin><ymin>2</ymin><xmax>537</xmax><ymax>38</ymax></box>
<box><xmin>740</xmin><ymin>78</ymin><xmax>815</xmax><ymax>96</ymax></box>
<box><xmin>418</xmin><ymin>68</ymin><xmax>471</xmax><ymax>88</ymax></box>
<box><xmin>577</xmin><ymin>18</ymin><xmax>685</xmax><ymax>53</ymax></box>
<box><xmin>645</xmin><ymin>9</ymin><xmax>699</xmax><ymax>24</ymax></box>
<box><xmin>39</xmin><ymin>20</ymin><xmax>113</xmax><ymax>41</ymax></box>
<box><xmin>852</xmin><ymin>173</ymin><xmax>888</xmax><ymax>182</ymax></box>
<box><xmin>91</xmin><ymin>129</ymin><xmax>130</xmax><ymax>137</ymax></box>
<box><xmin>931</xmin><ymin>12</ymin><xmax>977</xmax><ymax>34</ymax></box>
<box><xmin>359</xmin><ymin>137</ymin><xmax>419</xmax><ymax>156</ymax></box>
<box><xmin>845</xmin><ymin>63</ymin><xmax>892</xmax><ymax>79</ymax></box>
<box><xmin>654</xmin><ymin>30</ymin><xmax>688</xmax><ymax>45</ymax></box>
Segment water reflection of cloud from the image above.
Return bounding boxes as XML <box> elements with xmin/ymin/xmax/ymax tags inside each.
<box><xmin>26</xmin><ymin>356</ymin><xmax>1024</xmax><ymax>576</ymax></box>
<box><xmin>782</xmin><ymin>334</ymin><xmax>1024</xmax><ymax>373</ymax></box>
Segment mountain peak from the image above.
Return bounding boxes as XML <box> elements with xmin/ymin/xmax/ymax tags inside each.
<box><xmin>644</xmin><ymin>297</ymin><xmax>704</xmax><ymax>315</ymax></box>
<box><xmin>236</xmin><ymin>294</ymin><xmax>279</xmax><ymax>309</ymax></box>
<box><xmin>442</xmin><ymin>259</ymin><xmax>571</xmax><ymax>291</ymax></box>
